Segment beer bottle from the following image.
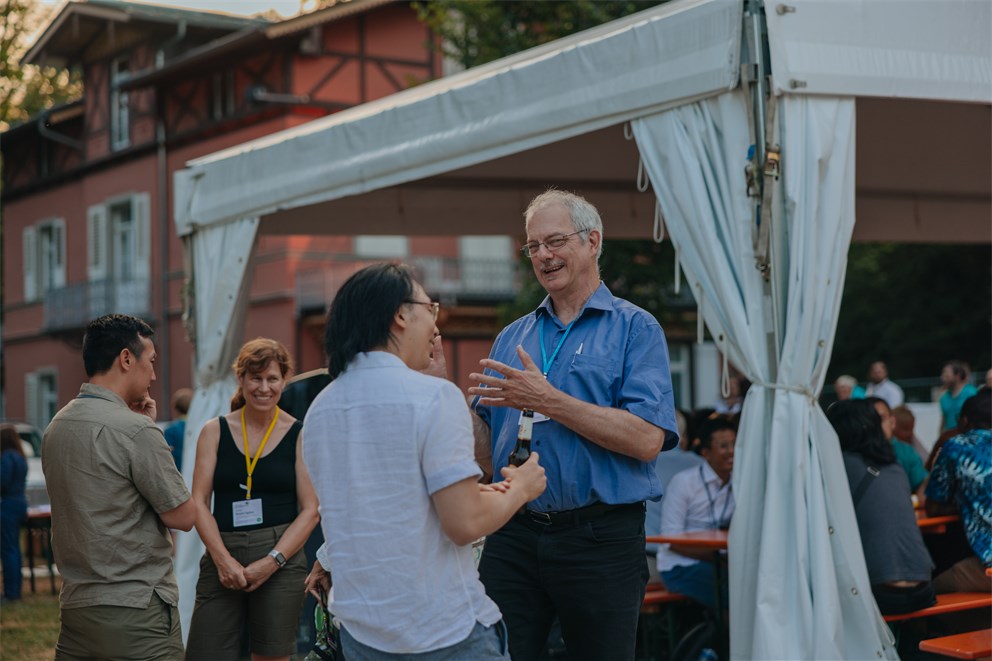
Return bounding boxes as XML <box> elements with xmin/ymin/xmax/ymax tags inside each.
<box><xmin>508</xmin><ymin>409</ymin><xmax>534</xmax><ymax>467</ymax></box>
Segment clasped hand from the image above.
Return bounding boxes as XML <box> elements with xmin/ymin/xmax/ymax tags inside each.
<box><xmin>468</xmin><ymin>345</ymin><xmax>551</xmax><ymax>411</ymax></box>
<box><xmin>217</xmin><ymin>555</ymin><xmax>276</xmax><ymax>592</ymax></box>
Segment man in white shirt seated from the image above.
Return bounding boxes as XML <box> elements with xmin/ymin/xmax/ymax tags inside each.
<box><xmin>865</xmin><ymin>360</ymin><xmax>904</xmax><ymax>409</ymax></box>
<box><xmin>657</xmin><ymin>417</ymin><xmax>736</xmax><ymax>610</ymax></box>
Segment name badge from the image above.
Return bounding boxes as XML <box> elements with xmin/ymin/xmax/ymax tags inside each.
<box><xmin>519</xmin><ymin>409</ymin><xmax>550</xmax><ymax>424</ymax></box>
<box><xmin>233</xmin><ymin>498</ymin><xmax>263</xmax><ymax>527</ymax></box>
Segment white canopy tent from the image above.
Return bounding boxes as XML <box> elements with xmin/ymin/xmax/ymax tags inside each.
<box><xmin>172</xmin><ymin>0</ymin><xmax>991</xmax><ymax>657</ymax></box>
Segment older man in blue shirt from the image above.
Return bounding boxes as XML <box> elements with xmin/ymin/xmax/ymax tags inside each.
<box><xmin>469</xmin><ymin>189</ymin><xmax>678</xmax><ymax>661</ymax></box>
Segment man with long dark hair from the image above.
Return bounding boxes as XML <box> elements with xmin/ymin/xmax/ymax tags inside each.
<box><xmin>302</xmin><ymin>263</ymin><xmax>546</xmax><ymax>659</ymax></box>
<box><xmin>43</xmin><ymin>314</ymin><xmax>195</xmax><ymax>660</ymax></box>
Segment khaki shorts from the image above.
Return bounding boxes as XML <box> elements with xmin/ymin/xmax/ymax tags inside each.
<box><xmin>56</xmin><ymin>593</ymin><xmax>183</xmax><ymax>661</ymax></box>
<box><xmin>185</xmin><ymin>523</ymin><xmax>307</xmax><ymax>660</ymax></box>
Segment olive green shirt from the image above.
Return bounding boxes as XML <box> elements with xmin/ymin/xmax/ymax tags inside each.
<box><xmin>42</xmin><ymin>383</ymin><xmax>191</xmax><ymax>609</ymax></box>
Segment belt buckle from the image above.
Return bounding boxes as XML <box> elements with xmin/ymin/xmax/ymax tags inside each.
<box><xmin>529</xmin><ymin>510</ymin><xmax>553</xmax><ymax>525</ymax></box>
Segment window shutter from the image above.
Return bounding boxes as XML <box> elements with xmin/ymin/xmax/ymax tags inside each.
<box><xmin>52</xmin><ymin>218</ymin><xmax>67</xmax><ymax>289</ymax></box>
<box><xmin>23</xmin><ymin>226</ymin><xmax>37</xmax><ymax>301</ymax></box>
<box><xmin>25</xmin><ymin>372</ymin><xmax>39</xmax><ymax>428</ymax></box>
<box><xmin>133</xmin><ymin>193</ymin><xmax>151</xmax><ymax>280</ymax></box>
<box><xmin>87</xmin><ymin>205</ymin><xmax>108</xmax><ymax>281</ymax></box>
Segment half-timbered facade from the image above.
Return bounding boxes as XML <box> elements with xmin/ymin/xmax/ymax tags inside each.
<box><xmin>3</xmin><ymin>0</ymin><xmax>516</xmax><ymax>428</ymax></box>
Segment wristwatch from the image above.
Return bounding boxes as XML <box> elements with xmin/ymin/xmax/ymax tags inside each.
<box><xmin>268</xmin><ymin>549</ymin><xmax>287</xmax><ymax>568</ymax></box>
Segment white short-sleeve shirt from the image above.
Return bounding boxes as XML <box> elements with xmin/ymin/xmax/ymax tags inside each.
<box><xmin>657</xmin><ymin>462</ymin><xmax>735</xmax><ymax>573</ymax></box>
<box><xmin>303</xmin><ymin>352</ymin><xmax>500</xmax><ymax>654</ymax></box>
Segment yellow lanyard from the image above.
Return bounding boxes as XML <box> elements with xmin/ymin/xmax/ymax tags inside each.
<box><xmin>241</xmin><ymin>407</ymin><xmax>279</xmax><ymax>500</ymax></box>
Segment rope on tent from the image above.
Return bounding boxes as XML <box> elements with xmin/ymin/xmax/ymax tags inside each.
<box><xmin>623</xmin><ymin>121</ymin><xmax>634</xmax><ymax>140</ymax></box>
<box><xmin>653</xmin><ymin>201</ymin><xmax>664</xmax><ymax>242</ymax></box>
<box><xmin>696</xmin><ymin>282</ymin><xmax>705</xmax><ymax>345</ymax></box>
<box><xmin>636</xmin><ymin>158</ymin><xmax>650</xmax><ymax>192</ymax></box>
<box><xmin>720</xmin><ymin>335</ymin><xmax>731</xmax><ymax>399</ymax></box>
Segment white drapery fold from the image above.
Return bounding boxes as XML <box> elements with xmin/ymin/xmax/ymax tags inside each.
<box><xmin>633</xmin><ymin>93</ymin><xmax>896</xmax><ymax>659</ymax></box>
<box><xmin>175</xmin><ymin>216</ymin><xmax>259</xmax><ymax>639</ymax></box>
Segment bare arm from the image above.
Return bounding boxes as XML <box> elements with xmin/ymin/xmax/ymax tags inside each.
<box><xmin>432</xmin><ymin>453</ymin><xmax>546</xmax><ymax>546</ymax></box>
<box><xmin>471</xmin><ymin>410</ymin><xmax>494</xmax><ymax>483</ymax></box>
<box><xmin>468</xmin><ymin>345</ymin><xmax>667</xmax><ymax>462</ymax></box>
<box><xmin>159</xmin><ymin>497</ymin><xmax>196</xmax><ymax>531</ymax></box>
<box><xmin>244</xmin><ymin>431</ymin><xmax>321</xmax><ymax>591</ymax></box>
<box><xmin>190</xmin><ymin>419</ymin><xmax>248</xmax><ymax>590</ymax></box>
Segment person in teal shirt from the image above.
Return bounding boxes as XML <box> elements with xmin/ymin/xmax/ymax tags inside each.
<box><xmin>869</xmin><ymin>397</ymin><xmax>928</xmax><ymax>500</ymax></box>
<box><xmin>939</xmin><ymin>360</ymin><xmax>978</xmax><ymax>431</ymax></box>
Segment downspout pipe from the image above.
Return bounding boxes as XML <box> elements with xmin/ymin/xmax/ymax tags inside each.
<box><xmin>155</xmin><ymin>20</ymin><xmax>187</xmax><ymax>410</ymax></box>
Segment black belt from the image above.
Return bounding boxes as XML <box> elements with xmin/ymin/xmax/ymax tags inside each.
<box><xmin>516</xmin><ymin>501</ymin><xmax>643</xmax><ymax>527</ymax></box>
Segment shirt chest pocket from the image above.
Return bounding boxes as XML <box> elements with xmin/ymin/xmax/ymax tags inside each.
<box><xmin>565</xmin><ymin>354</ymin><xmax>617</xmax><ymax>403</ymax></box>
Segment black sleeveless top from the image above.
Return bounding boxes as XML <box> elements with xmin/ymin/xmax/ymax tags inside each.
<box><xmin>212</xmin><ymin>416</ymin><xmax>301</xmax><ymax>532</ymax></box>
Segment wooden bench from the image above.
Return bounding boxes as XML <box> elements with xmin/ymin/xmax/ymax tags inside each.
<box><xmin>642</xmin><ymin>585</ymin><xmax>691</xmax><ymax>609</ymax></box>
<box><xmin>919</xmin><ymin>628</ymin><xmax>992</xmax><ymax>660</ymax></box>
<box><xmin>883</xmin><ymin>592</ymin><xmax>992</xmax><ymax>623</ymax></box>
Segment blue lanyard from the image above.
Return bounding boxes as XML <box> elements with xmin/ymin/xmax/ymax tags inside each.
<box><xmin>538</xmin><ymin>316</ymin><xmax>577</xmax><ymax>377</ymax></box>
<box><xmin>700</xmin><ymin>466</ymin><xmax>733</xmax><ymax>530</ymax></box>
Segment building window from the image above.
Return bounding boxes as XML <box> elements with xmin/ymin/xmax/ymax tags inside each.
<box><xmin>22</xmin><ymin>218</ymin><xmax>66</xmax><ymax>302</ymax></box>
<box><xmin>668</xmin><ymin>343</ymin><xmax>691</xmax><ymax>410</ymax></box>
<box><xmin>354</xmin><ymin>236</ymin><xmax>409</xmax><ymax>258</ymax></box>
<box><xmin>458</xmin><ymin>236</ymin><xmax>515</xmax><ymax>296</ymax></box>
<box><xmin>25</xmin><ymin>369</ymin><xmax>59</xmax><ymax>430</ymax></box>
<box><xmin>211</xmin><ymin>70</ymin><xmax>236</xmax><ymax>120</ymax></box>
<box><xmin>87</xmin><ymin>193</ymin><xmax>150</xmax><ymax>316</ymax></box>
<box><xmin>111</xmin><ymin>56</ymin><xmax>130</xmax><ymax>151</ymax></box>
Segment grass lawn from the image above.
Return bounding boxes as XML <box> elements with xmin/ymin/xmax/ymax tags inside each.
<box><xmin>0</xmin><ymin>576</ymin><xmax>61</xmax><ymax>660</ymax></box>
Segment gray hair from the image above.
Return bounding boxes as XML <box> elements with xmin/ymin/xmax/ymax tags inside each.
<box><xmin>524</xmin><ymin>189</ymin><xmax>603</xmax><ymax>260</ymax></box>
<box><xmin>835</xmin><ymin>375</ymin><xmax>857</xmax><ymax>388</ymax></box>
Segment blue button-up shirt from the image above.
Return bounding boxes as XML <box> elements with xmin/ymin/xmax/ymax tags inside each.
<box><xmin>474</xmin><ymin>283</ymin><xmax>678</xmax><ymax>512</ymax></box>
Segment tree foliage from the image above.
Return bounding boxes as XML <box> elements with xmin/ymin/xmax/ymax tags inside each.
<box><xmin>1</xmin><ymin>0</ymin><xmax>82</xmax><ymax>131</ymax></box>
<box><xmin>829</xmin><ymin>243</ymin><xmax>991</xmax><ymax>383</ymax></box>
<box><xmin>413</xmin><ymin>0</ymin><xmax>666</xmax><ymax>70</ymax></box>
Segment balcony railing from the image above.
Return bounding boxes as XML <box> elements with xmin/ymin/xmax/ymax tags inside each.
<box><xmin>295</xmin><ymin>256</ymin><xmax>520</xmax><ymax>314</ymax></box>
<box><xmin>43</xmin><ymin>279</ymin><xmax>151</xmax><ymax>331</ymax></box>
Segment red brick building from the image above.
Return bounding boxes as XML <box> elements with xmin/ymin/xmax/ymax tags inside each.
<box><xmin>2</xmin><ymin>0</ymin><xmax>518</xmax><ymax>428</ymax></box>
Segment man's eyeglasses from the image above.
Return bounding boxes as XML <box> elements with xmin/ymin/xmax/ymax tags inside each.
<box><xmin>520</xmin><ymin>230</ymin><xmax>588</xmax><ymax>258</ymax></box>
<box><xmin>404</xmin><ymin>299</ymin><xmax>440</xmax><ymax>321</ymax></box>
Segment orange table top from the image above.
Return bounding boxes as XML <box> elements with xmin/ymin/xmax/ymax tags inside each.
<box><xmin>918</xmin><ymin>628</ymin><xmax>992</xmax><ymax>660</ymax></box>
<box><xmin>646</xmin><ymin>530</ymin><xmax>728</xmax><ymax>550</ymax></box>
<box><xmin>916</xmin><ymin>513</ymin><xmax>960</xmax><ymax>533</ymax></box>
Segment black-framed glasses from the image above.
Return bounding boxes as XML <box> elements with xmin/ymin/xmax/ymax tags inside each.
<box><xmin>520</xmin><ymin>229</ymin><xmax>588</xmax><ymax>258</ymax></box>
<box><xmin>404</xmin><ymin>299</ymin><xmax>440</xmax><ymax>321</ymax></box>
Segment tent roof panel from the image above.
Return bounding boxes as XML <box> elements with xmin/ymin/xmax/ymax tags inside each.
<box><xmin>174</xmin><ymin>0</ymin><xmax>742</xmax><ymax>235</ymax></box>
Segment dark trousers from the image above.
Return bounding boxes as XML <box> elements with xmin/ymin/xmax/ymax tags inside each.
<box><xmin>1</xmin><ymin>497</ymin><xmax>27</xmax><ymax>599</ymax></box>
<box><xmin>478</xmin><ymin>503</ymin><xmax>648</xmax><ymax>661</ymax></box>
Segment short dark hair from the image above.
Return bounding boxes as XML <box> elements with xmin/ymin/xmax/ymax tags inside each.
<box><xmin>826</xmin><ymin>399</ymin><xmax>896</xmax><ymax>466</ymax></box>
<box><xmin>324</xmin><ymin>263</ymin><xmax>415</xmax><ymax>379</ymax></box>
<box><xmin>959</xmin><ymin>387</ymin><xmax>991</xmax><ymax>430</ymax></box>
<box><xmin>694</xmin><ymin>417</ymin><xmax>737</xmax><ymax>454</ymax></box>
<box><xmin>82</xmin><ymin>314</ymin><xmax>155</xmax><ymax>377</ymax></box>
<box><xmin>943</xmin><ymin>360</ymin><xmax>970</xmax><ymax>381</ymax></box>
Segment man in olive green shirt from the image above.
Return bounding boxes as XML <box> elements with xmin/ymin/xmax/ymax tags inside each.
<box><xmin>43</xmin><ymin>314</ymin><xmax>196</xmax><ymax>660</ymax></box>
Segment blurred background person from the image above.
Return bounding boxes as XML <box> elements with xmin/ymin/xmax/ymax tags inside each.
<box><xmin>186</xmin><ymin>338</ymin><xmax>319</xmax><ymax>661</ymax></box>
<box><xmin>892</xmin><ymin>405</ymin><xmax>929</xmax><ymax>465</ymax></box>
<box><xmin>657</xmin><ymin>417</ymin><xmax>736</xmax><ymax>611</ymax></box>
<box><xmin>866</xmin><ymin>361</ymin><xmax>904</xmax><ymax>408</ymax></box>
<box><xmin>869</xmin><ymin>397</ymin><xmax>927</xmax><ymax>503</ymax></box>
<box><xmin>938</xmin><ymin>360</ymin><xmax>978</xmax><ymax>433</ymax></box>
<box><xmin>646</xmin><ymin>409</ymin><xmax>703</xmax><ymax>585</ymax></box>
<box><xmin>834</xmin><ymin>374</ymin><xmax>866</xmax><ymax>401</ymax></box>
<box><xmin>1</xmin><ymin>424</ymin><xmax>28</xmax><ymax>603</ymax></box>
<box><xmin>925</xmin><ymin>389</ymin><xmax>992</xmax><ymax>594</ymax></box>
<box><xmin>164</xmin><ymin>387</ymin><xmax>193</xmax><ymax>472</ymax></box>
<box><xmin>827</xmin><ymin>399</ymin><xmax>935</xmax><ymax>615</ymax></box>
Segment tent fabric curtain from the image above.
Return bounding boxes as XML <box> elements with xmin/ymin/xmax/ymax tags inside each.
<box><xmin>633</xmin><ymin>93</ymin><xmax>896</xmax><ymax>659</ymax></box>
<box><xmin>175</xmin><ymin>216</ymin><xmax>260</xmax><ymax>639</ymax></box>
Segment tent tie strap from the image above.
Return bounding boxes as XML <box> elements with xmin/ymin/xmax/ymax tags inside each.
<box><xmin>751</xmin><ymin>379</ymin><xmax>817</xmax><ymax>403</ymax></box>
